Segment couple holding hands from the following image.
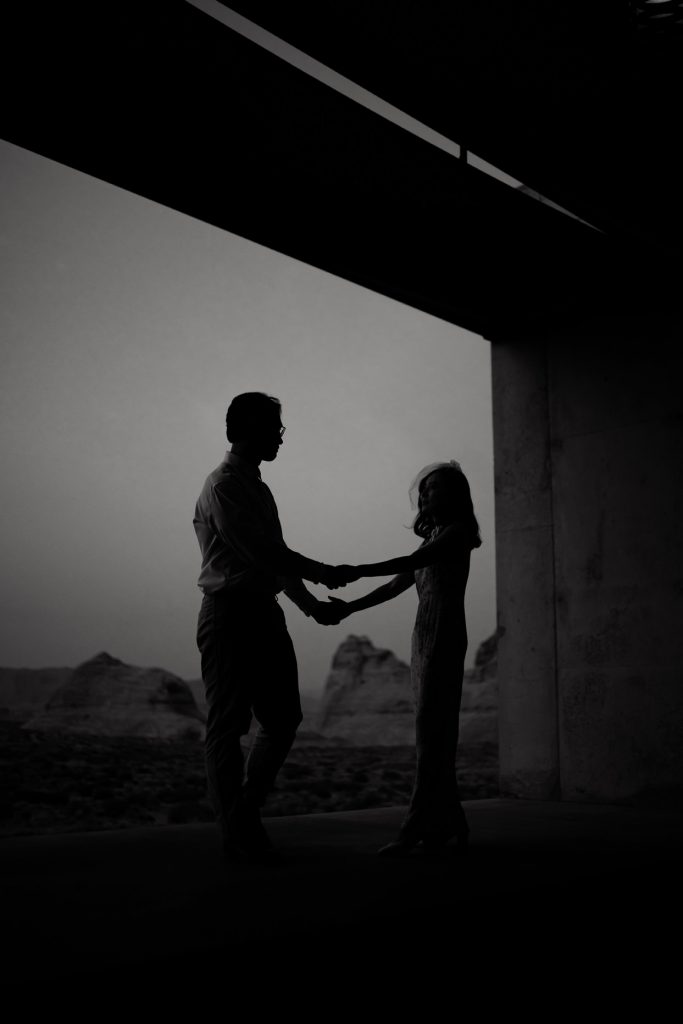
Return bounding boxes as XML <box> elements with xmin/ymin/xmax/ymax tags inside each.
<box><xmin>194</xmin><ymin>392</ymin><xmax>481</xmax><ymax>864</ymax></box>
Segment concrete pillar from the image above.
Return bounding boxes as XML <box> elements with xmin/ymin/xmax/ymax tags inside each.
<box><xmin>491</xmin><ymin>313</ymin><xmax>683</xmax><ymax>804</ymax></box>
<box><xmin>490</xmin><ymin>340</ymin><xmax>560</xmax><ymax>799</ymax></box>
<box><xmin>548</xmin><ymin>316</ymin><xmax>683</xmax><ymax>802</ymax></box>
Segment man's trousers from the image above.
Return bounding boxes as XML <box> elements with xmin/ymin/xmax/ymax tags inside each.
<box><xmin>196</xmin><ymin>590</ymin><xmax>302</xmax><ymax>846</ymax></box>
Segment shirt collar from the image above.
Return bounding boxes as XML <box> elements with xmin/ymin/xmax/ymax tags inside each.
<box><xmin>224</xmin><ymin>450</ymin><xmax>262</xmax><ymax>479</ymax></box>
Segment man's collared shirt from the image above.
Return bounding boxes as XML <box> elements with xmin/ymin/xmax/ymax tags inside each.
<box><xmin>193</xmin><ymin>451</ymin><xmax>290</xmax><ymax>597</ymax></box>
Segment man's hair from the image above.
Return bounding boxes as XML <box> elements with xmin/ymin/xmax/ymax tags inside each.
<box><xmin>225</xmin><ymin>392</ymin><xmax>282</xmax><ymax>442</ymax></box>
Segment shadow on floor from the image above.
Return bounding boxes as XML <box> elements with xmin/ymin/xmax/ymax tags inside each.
<box><xmin>2</xmin><ymin>799</ymin><xmax>681</xmax><ymax>1007</ymax></box>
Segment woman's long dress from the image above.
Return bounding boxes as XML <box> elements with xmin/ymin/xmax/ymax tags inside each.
<box><xmin>400</xmin><ymin>527</ymin><xmax>471</xmax><ymax>843</ymax></box>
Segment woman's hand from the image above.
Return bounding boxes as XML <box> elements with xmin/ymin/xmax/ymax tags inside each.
<box><xmin>327</xmin><ymin>596</ymin><xmax>352</xmax><ymax>621</ymax></box>
<box><xmin>310</xmin><ymin>597</ymin><xmax>350</xmax><ymax>625</ymax></box>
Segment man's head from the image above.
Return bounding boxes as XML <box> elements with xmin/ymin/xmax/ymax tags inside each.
<box><xmin>225</xmin><ymin>392</ymin><xmax>285</xmax><ymax>462</ymax></box>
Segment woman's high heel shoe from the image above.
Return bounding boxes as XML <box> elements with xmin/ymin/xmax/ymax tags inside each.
<box><xmin>420</xmin><ymin>828</ymin><xmax>469</xmax><ymax>852</ymax></box>
<box><xmin>378</xmin><ymin>817</ymin><xmax>470</xmax><ymax>857</ymax></box>
<box><xmin>377</xmin><ymin>833</ymin><xmax>421</xmax><ymax>858</ymax></box>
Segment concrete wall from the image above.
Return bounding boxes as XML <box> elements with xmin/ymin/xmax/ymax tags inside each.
<box><xmin>489</xmin><ymin>341</ymin><xmax>560</xmax><ymax>799</ymax></box>
<box><xmin>491</xmin><ymin>313</ymin><xmax>683</xmax><ymax>803</ymax></box>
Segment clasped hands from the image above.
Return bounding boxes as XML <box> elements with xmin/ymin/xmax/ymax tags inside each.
<box><xmin>310</xmin><ymin>563</ymin><xmax>360</xmax><ymax>626</ymax></box>
<box><xmin>318</xmin><ymin>564</ymin><xmax>360</xmax><ymax>590</ymax></box>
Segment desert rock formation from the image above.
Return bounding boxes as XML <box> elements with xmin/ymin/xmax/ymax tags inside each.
<box><xmin>317</xmin><ymin>636</ymin><xmax>415</xmax><ymax>744</ymax></box>
<box><xmin>2</xmin><ymin>631</ymin><xmax>497</xmax><ymax>749</ymax></box>
<box><xmin>318</xmin><ymin>633</ymin><xmax>498</xmax><ymax>748</ymax></box>
<box><xmin>0</xmin><ymin>666</ymin><xmax>72</xmax><ymax>722</ymax></box>
<box><xmin>459</xmin><ymin>632</ymin><xmax>498</xmax><ymax>748</ymax></box>
<box><xmin>23</xmin><ymin>652</ymin><xmax>206</xmax><ymax>740</ymax></box>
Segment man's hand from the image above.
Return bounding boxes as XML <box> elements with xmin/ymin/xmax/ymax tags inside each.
<box><xmin>310</xmin><ymin>599</ymin><xmax>345</xmax><ymax>626</ymax></box>
<box><xmin>318</xmin><ymin>564</ymin><xmax>361</xmax><ymax>589</ymax></box>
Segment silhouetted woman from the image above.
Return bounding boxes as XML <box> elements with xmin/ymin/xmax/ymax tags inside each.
<box><xmin>329</xmin><ymin>461</ymin><xmax>482</xmax><ymax>857</ymax></box>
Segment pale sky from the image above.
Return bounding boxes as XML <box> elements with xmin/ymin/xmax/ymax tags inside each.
<box><xmin>0</xmin><ymin>16</ymin><xmax>497</xmax><ymax>694</ymax></box>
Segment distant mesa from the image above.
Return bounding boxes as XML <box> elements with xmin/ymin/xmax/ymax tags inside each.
<box><xmin>17</xmin><ymin>652</ymin><xmax>206</xmax><ymax>740</ymax></box>
<box><xmin>458</xmin><ymin>632</ymin><xmax>498</xmax><ymax>749</ymax></box>
<box><xmin>0</xmin><ymin>665</ymin><xmax>72</xmax><ymax>723</ymax></box>
<box><xmin>317</xmin><ymin>635</ymin><xmax>415</xmax><ymax>745</ymax></box>
<box><xmin>87</xmin><ymin>651</ymin><xmax>123</xmax><ymax>667</ymax></box>
<box><xmin>0</xmin><ymin>633</ymin><xmax>498</xmax><ymax>749</ymax></box>
<box><xmin>317</xmin><ymin>633</ymin><xmax>498</xmax><ymax>748</ymax></box>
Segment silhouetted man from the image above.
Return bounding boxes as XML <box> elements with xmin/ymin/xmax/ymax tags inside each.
<box><xmin>194</xmin><ymin>392</ymin><xmax>345</xmax><ymax>864</ymax></box>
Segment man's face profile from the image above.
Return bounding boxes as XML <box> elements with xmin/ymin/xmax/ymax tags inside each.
<box><xmin>253</xmin><ymin>416</ymin><xmax>284</xmax><ymax>461</ymax></box>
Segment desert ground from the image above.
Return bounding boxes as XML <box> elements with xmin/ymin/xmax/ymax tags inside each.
<box><xmin>0</xmin><ymin>720</ymin><xmax>498</xmax><ymax>837</ymax></box>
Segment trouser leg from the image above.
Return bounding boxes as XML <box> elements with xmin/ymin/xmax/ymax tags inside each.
<box><xmin>197</xmin><ymin>593</ymin><xmax>254</xmax><ymax>847</ymax></box>
<box><xmin>244</xmin><ymin>603</ymin><xmax>302</xmax><ymax>806</ymax></box>
<box><xmin>197</xmin><ymin>594</ymin><xmax>302</xmax><ymax>851</ymax></box>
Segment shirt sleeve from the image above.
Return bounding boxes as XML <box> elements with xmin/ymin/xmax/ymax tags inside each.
<box><xmin>210</xmin><ymin>478</ymin><xmax>323</xmax><ymax>582</ymax></box>
<box><xmin>211</xmin><ymin>478</ymin><xmax>286</xmax><ymax>570</ymax></box>
<box><xmin>282</xmin><ymin>578</ymin><xmax>318</xmax><ymax>616</ymax></box>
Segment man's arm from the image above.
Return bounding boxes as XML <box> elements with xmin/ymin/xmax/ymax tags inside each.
<box><xmin>283</xmin><ymin>578</ymin><xmax>344</xmax><ymax>624</ymax></box>
<box><xmin>212</xmin><ymin>481</ymin><xmax>336</xmax><ymax>586</ymax></box>
<box><xmin>282</xmin><ymin>578</ymin><xmax>318</xmax><ymax>616</ymax></box>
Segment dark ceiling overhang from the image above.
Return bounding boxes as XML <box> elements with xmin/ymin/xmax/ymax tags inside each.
<box><xmin>224</xmin><ymin>1</ymin><xmax>683</xmax><ymax>251</ymax></box>
<box><xmin>2</xmin><ymin>2</ymin><xmax>678</xmax><ymax>341</ymax></box>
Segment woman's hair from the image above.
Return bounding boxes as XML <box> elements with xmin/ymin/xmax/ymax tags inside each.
<box><xmin>412</xmin><ymin>464</ymin><xmax>482</xmax><ymax>547</ymax></box>
<box><xmin>225</xmin><ymin>392</ymin><xmax>282</xmax><ymax>442</ymax></box>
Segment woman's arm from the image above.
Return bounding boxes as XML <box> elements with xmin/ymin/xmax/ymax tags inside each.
<box><xmin>331</xmin><ymin>571</ymin><xmax>414</xmax><ymax>617</ymax></box>
<box><xmin>354</xmin><ymin>523</ymin><xmax>468</xmax><ymax>578</ymax></box>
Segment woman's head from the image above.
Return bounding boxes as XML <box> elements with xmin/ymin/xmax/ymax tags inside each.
<box><xmin>410</xmin><ymin>462</ymin><xmax>482</xmax><ymax>546</ymax></box>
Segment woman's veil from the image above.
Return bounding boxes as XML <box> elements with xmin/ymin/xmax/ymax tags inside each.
<box><xmin>408</xmin><ymin>460</ymin><xmax>463</xmax><ymax>510</ymax></box>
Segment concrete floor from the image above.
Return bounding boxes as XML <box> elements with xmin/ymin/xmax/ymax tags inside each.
<box><xmin>2</xmin><ymin>798</ymin><xmax>682</xmax><ymax>1009</ymax></box>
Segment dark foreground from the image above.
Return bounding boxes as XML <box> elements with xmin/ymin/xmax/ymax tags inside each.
<box><xmin>2</xmin><ymin>799</ymin><xmax>682</xmax><ymax>1012</ymax></box>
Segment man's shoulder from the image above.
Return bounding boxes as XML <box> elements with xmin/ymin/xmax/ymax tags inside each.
<box><xmin>204</xmin><ymin>461</ymin><xmax>243</xmax><ymax>492</ymax></box>
<box><xmin>195</xmin><ymin>461</ymin><xmax>231</xmax><ymax>498</ymax></box>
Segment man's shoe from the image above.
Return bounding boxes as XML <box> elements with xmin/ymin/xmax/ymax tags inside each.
<box><xmin>222</xmin><ymin>796</ymin><xmax>285</xmax><ymax>864</ymax></box>
<box><xmin>235</xmin><ymin>797</ymin><xmax>274</xmax><ymax>852</ymax></box>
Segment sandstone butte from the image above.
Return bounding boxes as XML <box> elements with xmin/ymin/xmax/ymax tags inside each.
<box><xmin>18</xmin><ymin>652</ymin><xmax>206</xmax><ymax>740</ymax></box>
<box><xmin>0</xmin><ymin>634</ymin><xmax>497</xmax><ymax>747</ymax></box>
<box><xmin>316</xmin><ymin>633</ymin><xmax>498</xmax><ymax>748</ymax></box>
